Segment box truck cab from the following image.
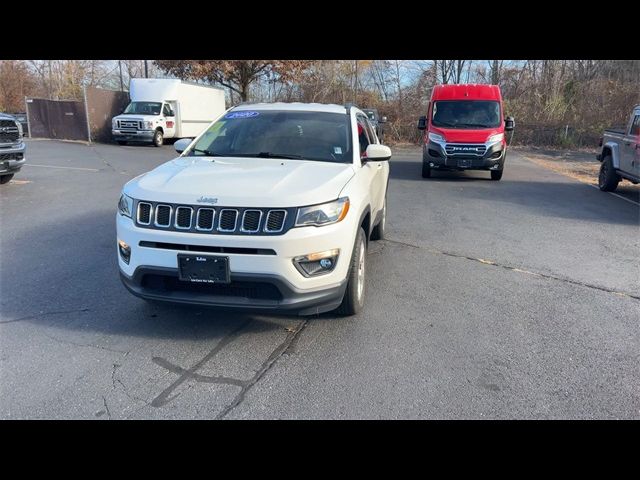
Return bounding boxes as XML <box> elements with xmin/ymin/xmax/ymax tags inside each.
<box><xmin>417</xmin><ymin>84</ymin><xmax>515</xmax><ymax>181</ymax></box>
<box><xmin>112</xmin><ymin>78</ymin><xmax>226</xmax><ymax>147</ymax></box>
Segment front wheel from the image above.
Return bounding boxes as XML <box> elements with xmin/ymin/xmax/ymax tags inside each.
<box><xmin>152</xmin><ymin>130</ymin><xmax>164</xmax><ymax>147</ymax></box>
<box><xmin>598</xmin><ymin>155</ymin><xmax>620</xmax><ymax>192</ymax></box>
<box><xmin>490</xmin><ymin>169</ymin><xmax>503</xmax><ymax>181</ymax></box>
<box><xmin>0</xmin><ymin>174</ymin><xmax>14</xmax><ymax>184</ymax></box>
<box><xmin>422</xmin><ymin>162</ymin><xmax>432</xmax><ymax>178</ymax></box>
<box><xmin>117</xmin><ymin>140</ymin><xmax>127</xmax><ymax>146</ymax></box>
<box><xmin>335</xmin><ymin>227</ymin><xmax>367</xmax><ymax>316</ymax></box>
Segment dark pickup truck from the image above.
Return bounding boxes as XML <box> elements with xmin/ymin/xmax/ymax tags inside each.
<box><xmin>0</xmin><ymin>112</ymin><xmax>26</xmax><ymax>184</ymax></box>
<box><xmin>597</xmin><ymin>105</ymin><xmax>640</xmax><ymax>191</ymax></box>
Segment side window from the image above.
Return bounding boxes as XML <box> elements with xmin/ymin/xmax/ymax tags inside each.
<box><xmin>356</xmin><ymin>114</ymin><xmax>372</xmax><ymax>156</ymax></box>
<box><xmin>364</xmin><ymin>118</ymin><xmax>378</xmax><ymax>144</ymax></box>
<box><xmin>630</xmin><ymin>115</ymin><xmax>640</xmax><ymax>136</ymax></box>
<box><xmin>163</xmin><ymin>104</ymin><xmax>174</xmax><ymax>117</ymax></box>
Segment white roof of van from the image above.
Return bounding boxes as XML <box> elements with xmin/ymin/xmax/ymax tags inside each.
<box><xmin>232</xmin><ymin>102</ymin><xmax>348</xmax><ymax>114</ymax></box>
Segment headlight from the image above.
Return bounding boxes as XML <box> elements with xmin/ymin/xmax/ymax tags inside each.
<box><xmin>143</xmin><ymin>121</ymin><xmax>153</xmax><ymax>129</ymax></box>
<box><xmin>15</xmin><ymin>121</ymin><xmax>23</xmax><ymax>137</ymax></box>
<box><xmin>487</xmin><ymin>133</ymin><xmax>504</xmax><ymax>143</ymax></box>
<box><xmin>295</xmin><ymin>197</ymin><xmax>350</xmax><ymax>227</ymax></box>
<box><xmin>428</xmin><ymin>132</ymin><xmax>445</xmax><ymax>143</ymax></box>
<box><xmin>112</xmin><ymin>118</ymin><xmax>117</xmax><ymax>128</ymax></box>
<box><xmin>118</xmin><ymin>193</ymin><xmax>134</xmax><ymax>218</ymax></box>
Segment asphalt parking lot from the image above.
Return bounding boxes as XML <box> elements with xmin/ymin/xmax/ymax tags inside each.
<box><xmin>1</xmin><ymin>139</ymin><xmax>638</xmax><ymax>419</ymax></box>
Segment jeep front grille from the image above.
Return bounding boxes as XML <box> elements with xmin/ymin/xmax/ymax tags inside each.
<box><xmin>175</xmin><ymin>207</ymin><xmax>193</xmax><ymax>229</ymax></box>
<box><xmin>155</xmin><ymin>205</ymin><xmax>172</xmax><ymax>227</ymax></box>
<box><xmin>135</xmin><ymin>202</ymin><xmax>291</xmax><ymax>235</ymax></box>
<box><xmin>218</xmin><ymin>209</ymin><xmax>238</xmax><ymax>232</ymax></box>
<box><xmin>265</xmin><ymin>210</ymin><xmax>287</xmax><ymax>233</ymax></box>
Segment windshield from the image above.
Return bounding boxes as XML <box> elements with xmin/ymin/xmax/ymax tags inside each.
<box><xmin>432</xmin><ymin>101</ymin><xmax>501</xmax><ymax>129</ymax></box>
<box><xmin>123</xmin><ymin>102</ymin><xmax>162</xmax><ymax>115</ymax></box>
<box><xmin>187</xmin><ymin>110</ymin><xmax>352</xmax><ymax>163</ymax></box>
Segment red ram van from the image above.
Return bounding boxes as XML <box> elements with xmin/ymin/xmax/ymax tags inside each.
<box><xmin>417</xmin><ymin>84</ymin><xmax>515</xmax><ymax>180</ymax></box>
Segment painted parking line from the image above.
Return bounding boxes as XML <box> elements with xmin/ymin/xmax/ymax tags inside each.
<box><xmin>587</xmin><ymin>184</ymin><xmax>640</xmax><ymax>207</ymax></box>
<box><xmin>24</xmin><ymin>164</ymin><xmax>100</xmax><ymax>172</ymax></box>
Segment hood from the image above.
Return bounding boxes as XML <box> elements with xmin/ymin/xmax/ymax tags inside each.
<box><xmin>125</xmin><ymin>156</ymin><xmax>355</xmax><ymax>207</ymax></box>
<box><xmin>431</xmin><ymin>127</ymin><xmax>503</xmax><ymax>144</ymax></box>
<box><xmin>114</xmin><ymin>114</ymin><xmax>159</xmax><ymax>121</ymax></box>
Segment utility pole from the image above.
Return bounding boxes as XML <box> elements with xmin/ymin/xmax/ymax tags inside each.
<box><xmin>354</xmin><ymin>60</ymin><xmax>358</xmax><ymax>104</ymax></box>
<box><xmin>118</xmin><ymin>60</ymin><xmax>124</xmax><ymax>91</ymax></box>
<box><xmin>144</xmin><ymin>60</ymin><xmax>149</xmax><ymax>78</ymax></box>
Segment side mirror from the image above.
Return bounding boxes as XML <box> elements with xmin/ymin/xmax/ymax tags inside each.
<box><xmin>417</xmin><ymin>116</ymin><xmax>427</xmax><ymax>130</ymax></box>
<box><xmin>174</xmin><ymin>138</ymin><xmax>192</xmax><ymax>154</ymax></box>
<box><xmin>505</xmin><ymin>116</ymin><xmax>515</xmax><ymax>131</ymax></box>
<box><xmin>364</xmin><ymin>144</ymin><xmax>392</xmax><ymax>161</ymax></box>
<box><xmin>380</xmin><ymin>116</ymin><xmax>387</xmax><ymax>123</ymax></box>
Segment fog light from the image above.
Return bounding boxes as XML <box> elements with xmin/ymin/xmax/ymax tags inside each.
<box><xmin>429</xmin><ymin>162</ymin><xmax>434</xmax><ymax>167</ymax></box>
<box><xmin>118</xmin><ymin>239</ymin><xmax>131</xmax><ymax>264</ymax></box>
<box><xmin>293</xmin><ymin>249</ymin><xmax>339</xmax><ymax>277</ymax></box>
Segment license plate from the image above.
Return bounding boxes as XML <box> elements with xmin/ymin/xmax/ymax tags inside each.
<box><xmin>458</xmin><ymin>159</ymin><xmax>472</xmax><ymax>168</ymax></box>
<box><xmin>177</xmin><ymin>254</ymin><xmax>230</xmax><ymax>284</ymax></box>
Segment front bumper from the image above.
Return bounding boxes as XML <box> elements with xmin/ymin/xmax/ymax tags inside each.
<box><xmin>423</xmin><ymin>140</ymin><xmax>505</xmax><ymax>171</ymax></box>
<box><xmin>120</xmin><ymin>267</ymin><xmax>348</xmax><ymax>315</ymax></box>
<box><xmin>116</xmin><ymin>213</ymin><xmax>357</xmax><ymax>315</ymax></box>
<box><xmin>112</xmin><ymin>130</ymin><xmax>155</xmax><ymax>141</ymax></box>
<box><xmin>0</xmin><ymin>142</ymin><xmax>26</xmax><ymax>175</ymax></box>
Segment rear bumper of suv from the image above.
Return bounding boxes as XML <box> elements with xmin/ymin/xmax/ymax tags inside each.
<box><xmin>423</xmin><ymin>140</ymin><xmax>505</xmax><ymax>171</ymax></box>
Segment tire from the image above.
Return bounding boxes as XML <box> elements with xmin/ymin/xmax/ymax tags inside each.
<box><xmin>335</xmin><ymin>227</ymin><xmax>367</xmax><ymax>316</ymax></box>
<box><xmin>370</xmin><ymin>196</ymin><xmax>386</xmax><ymax>241</ymax></box>
<box><xmin>490</xmin><ymin>169</ymin><xmax>503</xmax><ymax>181</ymax></box>
<box><xmin>0</xmin><ymin>174</ymin><xmax>14</xmax><ymax>184</ymax></box>
<box><xmin>422</xmin><ymin>161</ymin><xmax>432</xmax><ymax>178</ymax></box>
<box><xmin>152</xmin><ymin>130</ymin><xmax>164</xmax><ymax>147</ymax></box>
<box><xmin>598</xmin><ymin>155</ymin><xmax>620</xmax><ymax>192</ymax></box>
<box><xmin>117</xmin><ymin>141</ymin><xmax>127</xmax><ymax>146</ymax></box>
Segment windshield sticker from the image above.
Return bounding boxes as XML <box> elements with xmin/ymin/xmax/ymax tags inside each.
<box><xmin>225</xmin><ymin>111</ymin><xmax>260</xmax><ymax>119</ymax></box>
<box><xmin>334</xmin><ymin>147</ymin><xmax>342</xmax><ymax>154</ymax></box>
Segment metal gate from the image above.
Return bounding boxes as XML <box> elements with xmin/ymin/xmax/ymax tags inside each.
<box><xmin>25</xmin><ymin>97</ymin><xmax>89</xmax><ymax>141</ymax></box>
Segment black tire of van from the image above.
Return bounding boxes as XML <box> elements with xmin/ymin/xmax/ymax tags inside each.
<box><xmin>153</xmin><ymin>129</ymin><xmax>164</xmax><ymax>147</ymax></box>
<box><xmin>0</xmin><ymin>174</ymin><xmax>14</xmax><ymax>184</ymax></box>
<box><xmin>598</xmin><ymin>155</ymin><xmax>620</xmax><ymax>192</ymax></box>
<box><xmin>491</xmin><ymin>169</ymin><xmax>503</xmax><ymax>181</ymax></box>
<box><xmin>117</xmin><ymin>141</ymin><xmax>127</xmax><ymax>146</ymax></box>
<box><xmin>422</xmin><ymin>161</ymin><xmax>432</xmax><ymax>178</ymax></box>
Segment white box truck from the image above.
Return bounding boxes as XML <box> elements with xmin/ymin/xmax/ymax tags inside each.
<box><xmin>112</xmin><ymin>78</ymin><xmax>226</xmax><ymax>147</ymax></box>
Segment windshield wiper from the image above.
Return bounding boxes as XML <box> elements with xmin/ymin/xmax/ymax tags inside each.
<box><xmin>191</xmin><ymin>148</ymin><xmax>224</xmax><ymax>156</ymax></box>
<box><xmin>255</xmin><ymin>152</ymin><xmax>305</xmax><ymax>160</ymax></box>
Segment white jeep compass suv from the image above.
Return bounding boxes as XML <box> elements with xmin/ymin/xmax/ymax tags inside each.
<box><xmin>116</xmin><ymin>102</ymin><xmax>391</xmax><ymax>315</ymax></box>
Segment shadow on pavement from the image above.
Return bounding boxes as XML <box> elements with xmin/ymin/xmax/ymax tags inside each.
<box><xmin>0</xmin><ymin>209</ymin><xmax>336</xmax><ymax>340</ymax></box>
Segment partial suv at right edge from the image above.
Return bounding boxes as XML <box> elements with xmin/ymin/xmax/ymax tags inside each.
<box><xmin>0</xmin><ymin>113</ymin><xmax>26</xmax><ymax>184</ymax></box>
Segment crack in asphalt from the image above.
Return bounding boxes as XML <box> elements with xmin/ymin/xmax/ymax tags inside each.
<box><xmin>383</xmin><ymin>238</ymin><xmax>640</xmax><ymax>301</ymax></box>
<box><xmin>151</xmin><ymin>357</ymin><xmax>245</xmax><ymax>387</ymax></box>
<box><xmin>0</xmin><ymin>308</ymin><xmax>91</xmax><ymax>324</ymax></box>
<box><xmin>216</xmin><ymin>319</ymin><xmax>309</xmax><ymax>420</ymax></box>
<box><xmin>102</xmin><ymin>396</ymin><xmax>111</xmax><ymax>420</ymax></box>
<box><xmin>149</xmin><ymin>318</ymin><xmax>252</xmax><ymax>408</ymax></box>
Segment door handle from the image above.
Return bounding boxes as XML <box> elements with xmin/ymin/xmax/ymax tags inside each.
<box><xmin>377</xmin><ymin>162</ymin><xmax>383</xmax><ymax>169</ymax></box>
